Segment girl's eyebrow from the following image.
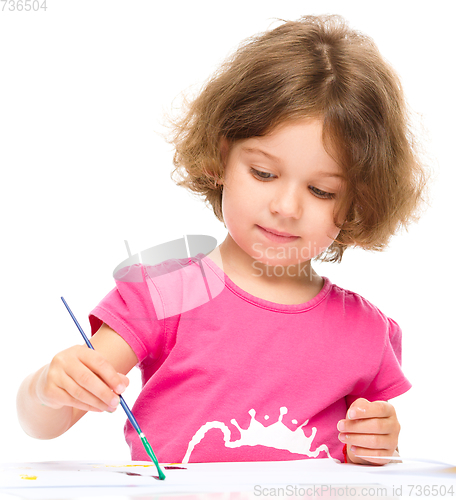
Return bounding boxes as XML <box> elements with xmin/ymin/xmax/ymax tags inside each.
<box><xmin>241</xmin><ymin>146</ymin><xmax>280</xmax><ymax>163</ymax></box>
<box><xmin>317</xmin><ymin>171</ymin><xmax>345</xmax><ymax>179</ymax></box>
<box><xmin>241</xmin><ymin>146</ymin><xmax>344</xmax><ymax>179</ymax></box>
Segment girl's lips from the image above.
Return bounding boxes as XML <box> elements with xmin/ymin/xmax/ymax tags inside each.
<box><xmin>257</xmin><ymin>225</ymin><xmax>300</xmax><ymax>242</ymax></box>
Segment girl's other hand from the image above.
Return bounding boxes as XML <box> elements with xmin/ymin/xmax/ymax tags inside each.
<box><xmin>36</xmin><ymin>344</ymin><xmax>130</xmax><ymax>413</ymax></box>
<box><xmin>337</xmin><ymin>398</ymin><xmax>400</xmax><ymax>465</ymax></box>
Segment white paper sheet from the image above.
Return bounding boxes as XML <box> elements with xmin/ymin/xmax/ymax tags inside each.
<box><xmin>1</xmin><ymin>459</ymin><xmax>455</xmax><ymax>499</ymax></box>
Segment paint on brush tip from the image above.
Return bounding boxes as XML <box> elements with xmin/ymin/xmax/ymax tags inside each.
<box><xmin>20</xmin><ymin>475</ymin><xmax>37</xmax><ymax>480</ymax></box>
<box><xmin>139</xmin><ymin>434</ymin><xmax>166</xmax><ymax>480</ymax></box>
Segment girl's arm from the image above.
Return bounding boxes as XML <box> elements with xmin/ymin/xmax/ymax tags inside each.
<box><xmin>16</xmin><ymin>323</ymin><xmax>138</xmax><ymax>440</ymax></box>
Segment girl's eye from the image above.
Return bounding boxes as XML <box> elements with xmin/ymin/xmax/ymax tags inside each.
<box><xmin>309</xmin><ymin>186</ymin><xmax>335</xmax><ymax>199</ymax></box>
<box><xmin>250</xmin><ymin>168</ymin><xmax>275</xmax><ymax>180</ymax></box>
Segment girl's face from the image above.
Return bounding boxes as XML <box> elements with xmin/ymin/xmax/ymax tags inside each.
<box><xmin>220</xmin><ymin>119</ymin><xmax>345</xmax><ymax>271</ymax></box>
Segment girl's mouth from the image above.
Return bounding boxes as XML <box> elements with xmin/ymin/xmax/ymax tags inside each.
<box><xmin>257</xmin><ymin>225</ymin><xmax>300</xmax><ymax>242</ymax></box>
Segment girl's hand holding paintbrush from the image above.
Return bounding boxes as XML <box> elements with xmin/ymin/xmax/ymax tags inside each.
<box><xmin>19</xmin><ymin>308</ymin><xmax>166</xmax><ymax>480</ymax></box>
<box><xmin>17</xmin><ymin>323</ymin><xmax>138</xmax><ymax>439</ymax></box>
<box><xmin>36</xmin><ymin>343</ymin><xmax>131</xmax><ymax>413</ymax></box>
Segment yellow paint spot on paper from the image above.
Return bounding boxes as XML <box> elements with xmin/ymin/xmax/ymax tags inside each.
<box><xmin>20</xmin><ymin>475</ymin><xmax>37</xmax><ymax>480</ymax></box>
<box><xmin>121</xmin><ymin>464</ymin><xmax>155</xmax><ymax>468</ymax></box>
<box><xmin>441</xmin><ymin>467</ymin><xmax>456</xmax><ymax>474</ymax></box>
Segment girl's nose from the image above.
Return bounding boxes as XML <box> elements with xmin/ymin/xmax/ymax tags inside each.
<box><xmin>269</xmin><ymin>185</ymin><xmax>302</xmax><ymax>219</ymax></box>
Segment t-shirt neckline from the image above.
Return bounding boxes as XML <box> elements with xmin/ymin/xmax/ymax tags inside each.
<box><xmin>198</xmin><ymin>253</ymin><xmax>332</xmax><ymax>313</ymax></box>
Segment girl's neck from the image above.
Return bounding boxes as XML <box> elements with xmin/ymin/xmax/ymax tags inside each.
<box><xmin>206</xmin><ymin>234</ymin><xmax>324</xmax><ymax>305</ymax></box>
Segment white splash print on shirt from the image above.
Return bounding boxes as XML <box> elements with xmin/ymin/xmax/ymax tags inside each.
<box><xmin>182</xmin><ymin>407</ymin><xmax>333</xmax><ymax>463</ymax></box>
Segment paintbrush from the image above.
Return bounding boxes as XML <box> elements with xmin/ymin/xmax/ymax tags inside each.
<box><xmin>61</xmin><ymin>296</ymin><xmax>166</xmax><ymax>480</ymax></box>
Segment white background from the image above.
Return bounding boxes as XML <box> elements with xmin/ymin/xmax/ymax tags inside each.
<box><xmin>1</xmin><ymin>1</ymin><xmax>454</xmax><ymax>466</ymax></box>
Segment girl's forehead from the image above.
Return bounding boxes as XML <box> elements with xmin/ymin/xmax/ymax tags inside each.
<box><xmin>234</xmin><ymin>119</ymin><xmax>343</xmax><ymax>175</ymax></box>
<box><xmin>243</xmin><ymin>118</ymin><xmax>328</xmax><ymax>154</ymax></box>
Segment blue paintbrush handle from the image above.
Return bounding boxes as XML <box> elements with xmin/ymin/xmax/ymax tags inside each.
<box><xmin>60</xmin><ymin>297</ymin><xmax>141</xmax><ymax>433</ymax></box>
<box><xmin>61</xmin><ymin>297</ymin><xmax>165</xmax><ymax>479</ymax></box>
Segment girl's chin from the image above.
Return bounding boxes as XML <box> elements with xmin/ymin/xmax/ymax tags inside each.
<box><xmin>248</xmin><ymin>245</ymin><xmax>325</xmax><ymax>265</ymax></box>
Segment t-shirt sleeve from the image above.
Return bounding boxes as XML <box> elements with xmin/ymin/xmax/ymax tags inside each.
<box><xmin>88</xmin><ymin>264</ymin><xmax>165</xmax><ymax>364</ymax></box>
<box><xmin>346</xmin><ymin>317</ymin><xmax>411</xmax><ymax>407</ymax></box>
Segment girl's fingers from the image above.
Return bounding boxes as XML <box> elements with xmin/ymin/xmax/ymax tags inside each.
<box><xmin>64</xmin><ymin>363</ymin><xmax>121</xmax><ymax>411</ymax></box>
<box><xmin>348</xmin><ymin>445</ymin><xmax>394</xmax><ymax>465</ymax></box>
<box><xmin>59</xmin><ymin>388</ymin><xmax>105</xmax><ymax>413</ymax></box>
<box><xmin>44</xmin><ymin>383</ymin><xmax>105</xmax><ymax>413</ymax></box>
<box><xmin>339</xmin><ymin>431</ymin><xmax>392</xmax><ymax>451</ymax></box>
<box><xmin>347</xmin><ymin>399</ymin><xmax>395</xmax><ymax>420</ymax></box>
<box><xmin>77</xmin><ymin>348</ymin><xmax>128</xmax><ymax>395</ymax></box>
<box><xmin>338</xmin><ymin>416</ymin><xmax>393</xmax><ymax>435</ymax></box>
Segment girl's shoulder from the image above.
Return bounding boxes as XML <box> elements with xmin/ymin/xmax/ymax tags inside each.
<box><xmin>327</xmin><ymin>279</ymin><xmax>400</xmax><ymax>332</ymax></box>
<box><xmin>113</xmin><ymin>254</ymin><xmax>225</xmax><ymax>321</ymax></box>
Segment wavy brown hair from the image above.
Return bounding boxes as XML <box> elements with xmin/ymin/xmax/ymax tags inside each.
<box><xmin>167</xmin><ymin>14</ymin><xmax>428</xmax><ymax>263</ymax></box>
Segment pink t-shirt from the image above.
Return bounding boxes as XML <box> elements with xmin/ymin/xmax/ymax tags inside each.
<box><xmin>89</xmin><ymin>254</ymin><xmax>411</xmax><ymax>464</ymax></box>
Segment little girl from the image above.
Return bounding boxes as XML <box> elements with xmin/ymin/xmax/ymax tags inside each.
<box><xmin>17</xmin><ymin>15</ymin><xmax>426</xmax><ymax>466</ymax></box>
